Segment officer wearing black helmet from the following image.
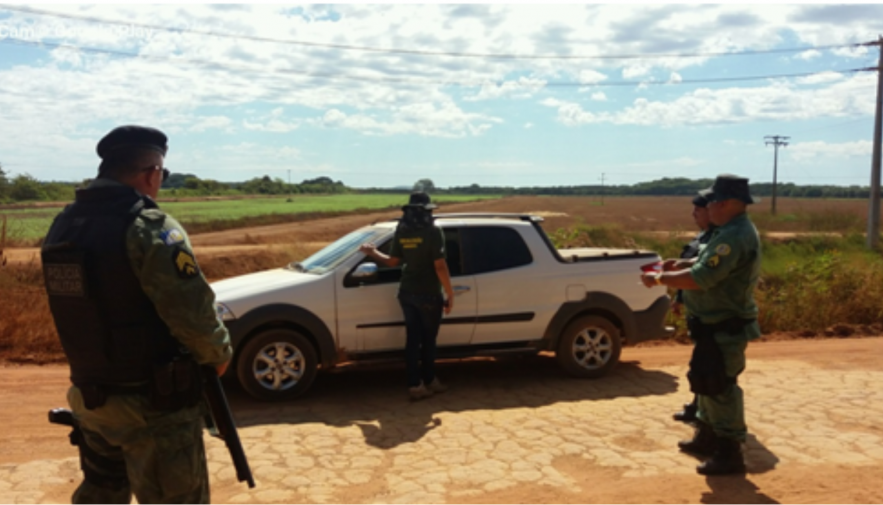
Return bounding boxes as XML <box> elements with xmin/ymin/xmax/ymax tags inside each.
<box><xmin>41</xmin><ymin>125</ymin><xmax>232</xmax><ymax>503</ymax></box>
<box><xmin>641</xmin><ymin>174</ymin><xmax>762</xmax><ymax>475</ymax></box>
<box><xmin>360</xmin><ymin>192</ymin><xmax>455</xmax><ymax>401</ymax></box>
<box><xmin>662</xmin><ymin>194</ymin><xmax>715</xmax><ymax>423</ymax></box>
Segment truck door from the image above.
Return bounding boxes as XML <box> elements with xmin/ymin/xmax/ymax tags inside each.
<box><xmin>336</xmin><ymin>226</ymin><xmax>477</xmax><ymax>352</ymax></box>
<box><xmin>463</xmin><ymin>226</ymin><xmax>548</xmax><ymax>345</ymax></box>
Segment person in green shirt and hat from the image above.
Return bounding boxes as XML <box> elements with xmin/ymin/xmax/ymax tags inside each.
<box><xmin>640</xmin><ymin>174</ymin><xmax>762</xmax><ymax>475</ymax></box>
<box><xmin>360</xmin><ymin>192</ymin><xmax>455</xmax><ymax>401</ymax></box>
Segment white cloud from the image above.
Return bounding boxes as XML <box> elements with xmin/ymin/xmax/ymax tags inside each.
<box><xmin>790</xmin><ymin>140</ymin><xmax>872</xmax><ymax>162</ymax></box>
<box><xmin>314</xmin><ymin>102</ymin><xmax>502</xmax><ymax>138</ymax></box>
<box><xmin>796</xmin><ymin>49</ymin><xmax>821</xmax><ymax>60</ymax></box>
<box><xmin>622</xmin><ymin>63</ymin><xmax>651</xmax><ymax>79</ymax></box>
<box><xmin>668</xmin><ymin>72</ymin><xmax>682</xmax><ymax>84</ymax></box>
<box><xmin>590</xmin><ymin>92</ymin><xmax>607</xmax><ymax>101</ymax></box>
<box><xmin>578</xmin><ymin>70</ymin><xmax>607</xmax><ymax>85</ymax></box>
<box><xmin>832</xmin><ymin>46</ymin><xmax>870</xmax><ymax>59</ymax></box>
<box><xmin>541</xmin><ymin>73</ymin><xmax>875</xmax><ymax>127</ymax></box>
<box><xmin>524</xmin><ymin>122</ymin><xmax>534</xmax><ymax>129</ymax></box>
<box><xmin>190</xmin><ymin>116</ymin><xmax>233</xmax><ymax>133</ymax></box>
<box><xmin>463</xmin><ymin>77</ymin><xmax>547</xmax><ymax>102</ymax></box>
<box><xmin>796</xmin><ymin>71</ymin><xmax>844</xmax><ymax>85</ymax></box>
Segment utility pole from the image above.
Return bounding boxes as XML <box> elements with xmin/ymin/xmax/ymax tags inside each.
<box><xmin>599</xmin><ymin>172</ymin><xmax>606</xmax><ymax>206</ymax></box>
<box><xmin>867</xmin><ymin>36</ymin><xmax>883</xmax><ymax>249</ymax></box>
<box><xmin>764</xmin><ymin>135</ymin><xmax>789</xmax><ymax>216</ymax></box>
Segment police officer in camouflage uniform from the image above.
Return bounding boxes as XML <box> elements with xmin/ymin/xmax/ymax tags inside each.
<box><xmin>41</xmin><ymin>125</ymin><xmax>233</xmax><ymax>503</ymax></box>
<box><xmin>641</xmin><ymin>174</ymin><xmax>761</xmax><ymax>475</ymax></box>
<box><xmin>663</xmin><ymin>194</ymin><xmax>715</xmax><ymax>423</ymax></box>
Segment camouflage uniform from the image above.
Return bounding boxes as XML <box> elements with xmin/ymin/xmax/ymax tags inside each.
<box><xmin>67</xmin><ymin>178</ymin><xmax>232</xmax><ymax>504</ymax></box>
<box><xmin>684</xmin><ymin>212</ymin><xmax>762</xmax><ymax>442</ymax></box>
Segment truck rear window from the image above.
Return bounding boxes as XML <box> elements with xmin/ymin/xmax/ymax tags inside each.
<box><xmin>464</xmin><ymin>227</ymin><xmax>533</xmax><ymax>275</ymax></box>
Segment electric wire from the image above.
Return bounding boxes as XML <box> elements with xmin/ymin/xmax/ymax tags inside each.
<box><xmin>1</xmin><ymin>37</ymin><xmax>875</xmax><ymax>88</ymax></box>
<box><xmin>0</xmin><ymin>4</ymin><xmax>872</xmax><ymax>60</ymax></box>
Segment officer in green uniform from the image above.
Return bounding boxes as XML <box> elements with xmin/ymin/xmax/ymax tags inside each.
<box><xmin>664</xmin><ymin>194</ymin><xmax>715</xmax><ymax>423</ymax></box>
<box><xmin>641</xmin><ymin>174</ymin><xmax>761</xmax><ymax>475</ymax></box>
<box><xmin>359</xmin><ymin>192</ymin><xmax>455</xmax><ymax>401</ymax></box>
<box><xmin>41</xmin><ymin>126</ymin><xmax>233</xmax><ymax>503</ymax></box>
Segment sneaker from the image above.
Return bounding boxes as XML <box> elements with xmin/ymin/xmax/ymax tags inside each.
<box><xmin>427</xmin><ymin>378</ymin><xmax>448</xmax><ymax>394</ymax></box>
<box><xmin>409</xmin><ymin>383</ymin><xmax>433</xmax><ymax>401</ymax></box>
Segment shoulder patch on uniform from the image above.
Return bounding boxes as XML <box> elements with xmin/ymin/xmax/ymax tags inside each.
<box><xmin>706</xmin><ymin>254</ymin><xmax>721</xmax><ymax>268</ymax></box>
<box><xmin>139</xmin><ymin>208</ymin><xmax>167</xmax><ymax>223</ymax></box>
<box><xmin>160</xmin><ymin>228</ymin><xmax>185</xmax><ymax>246</ymax></box>
<box><xmin>715</xmin><ymin>244</ymin><xmax>731</xmax><ymax>256</ymax></box>
<box><xmin>172</xmin><ymin>247</ymin><xmax>200</xmax><ymax>279</ymax></box>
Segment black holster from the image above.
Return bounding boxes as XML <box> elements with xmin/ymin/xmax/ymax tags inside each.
<box><xmin>149</xmin><ymin>357</ymin><xmax>203</xmax><ymax>412</ymax></box>
<box><xmin>686</xmin><ymin>316</ymin><xmax>751</xmax><ymax>396</ymax></box>
<box><xmin>48</xmin><ymin>408</ymin><xmax>129</xmax><ymax>491</ymax></box>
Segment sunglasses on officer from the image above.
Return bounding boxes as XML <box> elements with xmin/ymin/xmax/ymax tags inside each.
<box><xmin>141</xmin><ymin>165</ymin><xmax>170</xmax><ymax>182</ymax></box>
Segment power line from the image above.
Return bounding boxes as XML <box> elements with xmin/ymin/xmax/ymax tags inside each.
<box><xmin>0</xmin><ymin>4</ymin><xmax>872</xmax><ymax>61</ymax></box>
<box><xmin>0</xmin><ymin>37</ymin><xmax>874</xmax><ymax>88</ymax></box>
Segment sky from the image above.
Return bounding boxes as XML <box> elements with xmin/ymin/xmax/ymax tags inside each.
<box><xmin>0</xmin><ymin>2</ymin><xmax>881</xmax><ymax>189</ymax></box>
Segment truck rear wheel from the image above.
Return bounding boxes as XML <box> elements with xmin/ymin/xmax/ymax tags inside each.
<box><xmin>556</xmin><ymin>315</ymin><xmax>622</xmax><ymax>378</ymax></box>
<box><xmin>237</xmin><ymin>328</ymin><xmax>318</xmax><ymax>401</ymax></box>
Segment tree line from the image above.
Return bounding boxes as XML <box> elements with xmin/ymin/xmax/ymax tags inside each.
<box><xmin>0</xmin><ymin>165</ymin><xmax>877</xmax><ymax>204</ymax></box>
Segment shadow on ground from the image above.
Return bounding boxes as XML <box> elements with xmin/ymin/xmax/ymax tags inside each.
<box><xmin>225</xmin><ymin>354</ymin><xmax>678</xmax><ymax>449</ymax></box>
<box><xmin>701</xmin><ymin>474</ymin><xmax>780</xmax><ymax>504</ymax></box>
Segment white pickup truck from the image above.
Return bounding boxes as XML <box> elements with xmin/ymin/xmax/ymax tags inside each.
<box><xmin>211</xmin><ymin>213</ymin><xmax>672</xmax><ymax>401</ymax></box>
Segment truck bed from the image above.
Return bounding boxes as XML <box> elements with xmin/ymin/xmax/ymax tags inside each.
<box><xmin>557</xmin><ymin>247</ymin><xmax>658</xmax><ymax>262</ymax></box>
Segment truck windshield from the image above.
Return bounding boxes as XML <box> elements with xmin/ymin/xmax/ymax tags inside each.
<box><xmin>290</xmin><ymin>227</ymin><xmax>390</xmax><ymax>275</ymax></box>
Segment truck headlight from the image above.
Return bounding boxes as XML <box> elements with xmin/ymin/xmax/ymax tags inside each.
<box><xmin>215</xmin><ymin>302</ymin><xmax>236</xmax><ymax>321</ymax></box>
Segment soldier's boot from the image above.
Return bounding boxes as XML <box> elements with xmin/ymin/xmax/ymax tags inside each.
<box><xmin>696</xmin><ymin>437</ymin><xmax>746</xmax><ymax>475</ymax></box>
<box><xmin>673</xmin><ymin>400</ymin><xmax>698</xmax><ymax>423</ymax></box>
<box><xmin>677</xmin><ymin>421</ymin><xmax>717</xmax><ymax>457</ymax></box>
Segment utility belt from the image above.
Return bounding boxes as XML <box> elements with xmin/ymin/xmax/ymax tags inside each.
<box><xmin>76</xmin><ymin>357</ymin><xmax>203</xmax><ymax>412</ymax></box>
<box><xmin>687</xmin><ymin>316</ymin><xmax>755</xmax><ymax>338</ymax></box>
<box><xmin>686</xmin><ymin>316</ymin><xmax>754</xmax><ymax>396</ymax></box>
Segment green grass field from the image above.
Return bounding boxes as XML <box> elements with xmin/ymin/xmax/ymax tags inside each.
<box><xmin>0</xmin><ymin>194</ymin><xmax>501</xmax><ymax>243</ymax></box>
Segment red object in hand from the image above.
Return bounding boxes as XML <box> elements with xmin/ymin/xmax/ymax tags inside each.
<box><xmin>640</xmin><ymin>261</ymin><xmax>663</xmax><ymax>273</ymax></box>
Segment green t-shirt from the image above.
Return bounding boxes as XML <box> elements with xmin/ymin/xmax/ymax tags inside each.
<box><xmin>388</xmin><ymin>224</ymin><xmax>446</xmax><ymax>296</ymax></box>
<box><xmin>685</xmin><ymin>212</ymin><xmax>762</xmax><ymax>334</ymax></box>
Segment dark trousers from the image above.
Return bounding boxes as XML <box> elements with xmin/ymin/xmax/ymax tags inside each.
<box><xmin>398</xmin><ymin>292</ymin><xmax>443</xmax><ymax>388</ymax></box>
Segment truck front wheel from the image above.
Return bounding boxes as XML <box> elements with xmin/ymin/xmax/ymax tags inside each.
<box><xmin>556</xmin><ymin>315</ymin><xmax>622</xmax><ymax>378</ymax></box>
<box><xmin>237</xmin><ymin>328</ymin><xmax>318</xmax><ymax>401</ymax></box>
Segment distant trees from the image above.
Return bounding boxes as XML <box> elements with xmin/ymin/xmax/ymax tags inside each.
<box><xmin>0</xmin><ymin>164</ymin><xmax>9</xmax><ymax>201</ymax></box>
<box><xmin>10</xmin><ymin>174</ymin><xmax>46</xmax><ymax>201</ymax></box>
<box><xmin>413</xmin><ymin>178</ymin><xmax>436</xmax><ymax>192</ymax></box>
<box><xmin>0</xmin><ymin>169</ymin><xmax>877</xmax><ymax>204</ymax></box>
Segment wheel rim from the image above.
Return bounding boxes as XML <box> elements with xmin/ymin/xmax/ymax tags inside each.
<box><xmin>252</xmin><ymin>341</ymin><xmax>305</xmax><ymax>392</ymax></box>
<box><xmin>571</xmin><ymin>326</ymin><xmax>614</xmax><ymax>370</ymax></box>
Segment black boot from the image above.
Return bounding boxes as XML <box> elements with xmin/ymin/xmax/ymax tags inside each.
<box><xmin>678</xmin><ymin>421</ymin><xmax>717</xmax><ymax>456</ymax></box>
<box><xmin>673</xmin><ymin>400</ymin><xmax>698</xmax><ymax>423</ymax></box>
<box><xmin>697</xmin><ymin>437</ymin><xmax>746</xmax><ymax>475</ymax></box>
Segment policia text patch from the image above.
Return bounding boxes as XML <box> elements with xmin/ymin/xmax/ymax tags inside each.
<box><xmin>44</xmin><ymin>263</ymin><xmax>87</xmax><ymax>297</ymax></box>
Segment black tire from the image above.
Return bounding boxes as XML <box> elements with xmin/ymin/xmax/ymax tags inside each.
<box><xmin>556</xmin><ymin>315</ymin><xmax>622</xmax><ymax>378</ymax></box>
<box><xmin>236</xmin><ymin>328</ymin><xmax>318</xmax><ymax>401</ymax></box>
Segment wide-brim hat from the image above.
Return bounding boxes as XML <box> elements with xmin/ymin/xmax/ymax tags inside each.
<box><xmin>699</xmin><ymin>174</ymin><xmax>758</xmax><ymax>204</ymax></box>
<box><xmin>402</xmin><ymin>191</ymin><xmax>437</xmax><ymax>210</ymax></box>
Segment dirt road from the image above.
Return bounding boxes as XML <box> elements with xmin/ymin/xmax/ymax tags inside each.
<box><xmin>2</xmin><ymin>338</ymin><xmax>882</xmax><ymax>504</ymax></box>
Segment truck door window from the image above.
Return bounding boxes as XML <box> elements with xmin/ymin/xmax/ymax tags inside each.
<box><xmin>463</xmin><ymin>227</ymin><xmax>533</xmax><ymax>275</ymax></box>
<box><xmin>443</xmin><ymin>228</ymin><xmax>465</xmax><ymax>277</ymax></box>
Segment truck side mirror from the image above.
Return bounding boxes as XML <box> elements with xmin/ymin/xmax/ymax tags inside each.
<box><xmin>351</xmin><ymin>262</ymin><xmax>378</xmax><ymax>280</ymax></box>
